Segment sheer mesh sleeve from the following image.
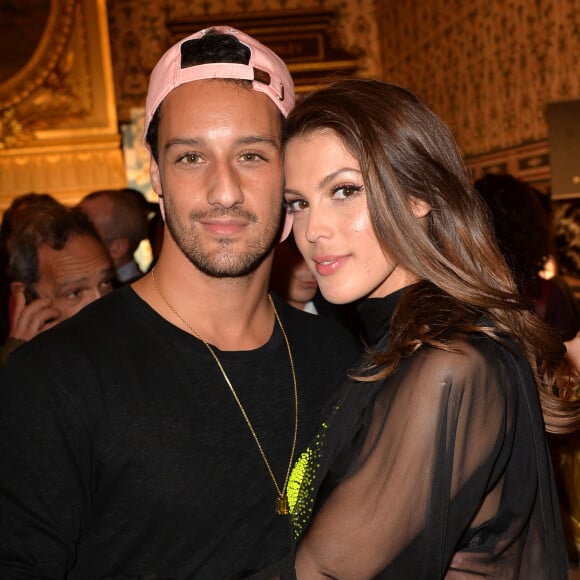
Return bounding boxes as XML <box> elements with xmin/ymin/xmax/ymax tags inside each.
<box><xmin>277</xmin><ymin>332</ymin><xmax>568</xmax><ymax>579</ymax></box>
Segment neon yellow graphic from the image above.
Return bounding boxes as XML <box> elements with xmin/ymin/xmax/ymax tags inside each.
<box><xmin>287</xmin><ymin>448</ymin><xmax>311</xmax><ymax>514</ymax></box>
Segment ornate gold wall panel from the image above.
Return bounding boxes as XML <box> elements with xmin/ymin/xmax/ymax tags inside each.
<box><xmin>0</xmin><ymin>0</ymin><xmax>127</xmax><ymax>210</ymax></box>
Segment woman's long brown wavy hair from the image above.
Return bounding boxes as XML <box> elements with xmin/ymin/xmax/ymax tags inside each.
<box><xmin>282</xmin><ymin>79</ymin><xmax>580</xmax><ymax>434</ymax></box>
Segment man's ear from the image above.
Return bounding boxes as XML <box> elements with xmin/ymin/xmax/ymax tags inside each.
<box><xmin>150</xmin><ymin>156</ymin><xmax>165</xmax><ymax>219</ymax></box>
<box><xmin>10</xmin><ymin>281</ymin><xmax>25</xmax><ymax>297</ymax></box>
<box><xmin>278</xmin><ymin>209</ymin><xmax>293</xmax><ymax>243</ymax></box>
<box><xmin>410</xmin><ymin>197</ymin><xmax>431</xmax><ymax>218</ymax></box>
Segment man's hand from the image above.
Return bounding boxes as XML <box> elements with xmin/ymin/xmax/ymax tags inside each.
<box><xmin>10</xmin><ymin>289</ymin><xmax>61</xmax><ymax>341</ymax></box>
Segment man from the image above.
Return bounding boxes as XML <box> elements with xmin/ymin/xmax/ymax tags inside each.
<box><xmin>0</xmin><ymin>192</ymin><xmax>63</xmax><ymax>342</ymax></box>
<box><xmin>0</xmin><ymin>27</ymin><xmax>361</xmax><ymax>577</ymax></box>
<box><xmin>78</xmin><ymin>188</ymin><xmax>150</xmax><ymax>284</ymax></box>
<box><xmin>0</xmin><ymin>202</ymin><xmax>114</xmax><ymax>364</ymax></box>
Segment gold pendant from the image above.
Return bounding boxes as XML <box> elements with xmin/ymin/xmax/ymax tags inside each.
<box><xmin>276</xmin><ymin>494</ymin><xmax>289</xmax><ymax>515</ymax></box>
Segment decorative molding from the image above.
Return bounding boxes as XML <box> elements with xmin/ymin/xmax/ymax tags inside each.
<box><xmin>0</xmin><ymin>140</ymin><xmax>128</xmax><ymax>209</ymax></box>
<box><xmin>466</xmin><ymin>140</ymin><xmax>554</xmax><ymax>195</ymax></box>
<box><xmin>0</xmin><ymin>0</ymin><xmax>126</xmax><ymax>209</ymax></box>
<box><xmin>0</xmin><ymin>0</ymin><xmax>76</xmax><ymax>114</ymax></box>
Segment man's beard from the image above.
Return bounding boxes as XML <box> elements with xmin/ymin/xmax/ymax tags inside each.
<box><xmin>164</xmin><ymin>204</ymin><xmax>282</xmax><ymax>278</ymax></box>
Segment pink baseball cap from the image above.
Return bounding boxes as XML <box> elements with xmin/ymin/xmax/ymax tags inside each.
<box><xmin>144</xmin><ymin>26</ymin><xmax>295</xmax><ymax>141</ymax></box>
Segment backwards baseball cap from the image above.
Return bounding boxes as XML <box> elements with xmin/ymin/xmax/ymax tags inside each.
<box><xmin>144</xmin><ymin>26</ymin><xmax>295</xmax><ymax>141</ymax></box>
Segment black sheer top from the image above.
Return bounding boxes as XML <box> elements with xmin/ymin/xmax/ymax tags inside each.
<box><xmin>263</xmin><ymin>289</ymin><xmax>568</xmax><ymax>579</ymax></box>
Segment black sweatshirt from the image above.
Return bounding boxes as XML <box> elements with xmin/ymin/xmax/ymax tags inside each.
<box><xmin>0</xmin><ymin>287</ymin><xmax>361</xmax><ymax>579</ymax></box>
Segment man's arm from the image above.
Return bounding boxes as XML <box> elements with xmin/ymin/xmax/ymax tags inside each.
<box><xmin>0</xmin><ymin>346</ymin><xmax>92</xmax><ymax>575</ymax></box>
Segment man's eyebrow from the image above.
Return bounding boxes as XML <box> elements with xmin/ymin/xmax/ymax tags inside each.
<box><xmin>164</xmin><ymin>135</ymin><xmax>280</xmax><ymax>151</ymax></box>
<box><xmin>237</xmin><ymin>135</ymin><xmax>280</xmax><ymax>148</ymax></box>
<box><xmin>164</xmin><ymin>137</ymin><xmax>204</xmax><ymax>151</ymax></box>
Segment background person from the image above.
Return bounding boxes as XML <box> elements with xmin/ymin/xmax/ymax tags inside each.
<box><xmin>555</xmin><ymin>199</ymin><xmax>580</xmax><ymax>304</ymax></box>
<box><xmin>270</xmin><ymin>234</ymin><xmax>319</xmax><ymax>313</ymax></box>
<box><xmin>0</xmin><ymin>192</ymin><xmax>62</xmax><ymax>342</ymax></box>
<box><xmin>474</xmin><ymin>173</ymin><xmax>580</xmax><ymax>341</ymax></box>
<box><xmin>78</xmin><ymin>187</ymin><xmax>150</xmax><ymax>284</ymax></box>
<box><xmin>1</xmin><ymin>203</ymin><xmax>114</xmax><ymax>365</ymax></box>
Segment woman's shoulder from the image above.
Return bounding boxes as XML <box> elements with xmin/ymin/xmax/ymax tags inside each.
<box><xmin>396</xmin><ymin>328</ymin><xmax>522</xmax><ymax>402</ymax></box>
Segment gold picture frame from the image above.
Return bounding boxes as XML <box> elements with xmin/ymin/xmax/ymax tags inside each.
<box><xmin>0</xmin><ymin>0</ymin><xmax>127</xmax><ymax>210</ymax></box>
<box><xmin>0</xmin><ymin>0</ymin><xmax>76</xmax><ymax>113</ymax></box>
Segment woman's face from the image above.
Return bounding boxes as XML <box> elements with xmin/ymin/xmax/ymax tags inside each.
<box><xmin>284</xmin><ymin>129</ymin><xmax>418</xmax><ymax>304</ymax></box>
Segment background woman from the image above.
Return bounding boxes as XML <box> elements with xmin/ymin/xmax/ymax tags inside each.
<box><xmin>265</xmin><ymin>79</ymin><xmax>580</xmax><ymax>579</ymax></box>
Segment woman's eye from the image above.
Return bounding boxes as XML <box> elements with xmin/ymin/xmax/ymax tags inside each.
<box><xmin>333</xmin><ymin>184</ymin><xmax>363</xmax><ymax>200</ymax></box>
<box><xmin>285</xmin><ymin>199</ymin><xmax>308</xmax><ymax>213</ymax></box>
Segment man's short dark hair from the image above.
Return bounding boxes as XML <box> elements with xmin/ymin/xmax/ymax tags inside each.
<box><xmin>0</xmin><ymin>193</ymin><xmax>61</xmax><ymax>250</ymax></box>
<box><xmin>9</xmin><ymin>205</ymin><xmax>104</xmax><ymax>286</ymax></box>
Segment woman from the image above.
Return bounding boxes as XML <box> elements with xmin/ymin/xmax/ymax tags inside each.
<box><xmin>270</xmin><ymin>233</ymin><xmax>319</xmax><ymax>313</ymax></box>
<box><xmin>266</xmin><ymin>80</ymin><xmax>580</xmax><ymax>579</ymax></box>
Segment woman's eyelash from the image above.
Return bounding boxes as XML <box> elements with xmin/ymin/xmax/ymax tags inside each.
<box><xmin>284</xmin><ymin>198</ymin><xmax>307</xmax><ymax>213</ymax></box>
<box><xmin>333</xmin><ymin>184</ymin><xmax>364</xmax><ymax>196</ymax></box>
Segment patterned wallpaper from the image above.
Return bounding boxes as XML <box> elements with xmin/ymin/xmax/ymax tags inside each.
<box><xmin>105</xmin><ymin>0</ymin><xmax>580</xmax><ymax>160</ymax></box>
<box><xmin>378</xmin><ymin>0</ymin><xmax>580</xmax><ymax>157</ymax></box>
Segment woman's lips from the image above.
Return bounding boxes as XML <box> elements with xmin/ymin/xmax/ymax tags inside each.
<box><xmin>312</xmin><ymin>255</ymin><xmax>349</xmax><ymax>276</ymax></box>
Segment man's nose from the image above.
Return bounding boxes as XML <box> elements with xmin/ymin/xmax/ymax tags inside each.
<box><xmin>207</xmin><ymin>160</ymin><xmax>244</xmax><ymax>208</ymax></box>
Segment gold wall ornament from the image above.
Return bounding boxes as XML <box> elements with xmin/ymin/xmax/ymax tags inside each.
<box><xmin>0</xmin><ymin>0</ymin><xmax>127</xmax><ymax>212</ymax></box>
<box><xmin>0</xmin><ymin>109</ymin><xmax>25</xmax><ymax>150</ymax></box>
<box><xmin>0</xmin><ymin>0</ymin><xmax>76</xmax><ymax>112</ymax></box>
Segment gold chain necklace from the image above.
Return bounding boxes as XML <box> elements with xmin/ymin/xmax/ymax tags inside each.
<box><xmin>150</xmin><ymin>267</ymin><xmax>298</xmax><ymax>515</ymax></box>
